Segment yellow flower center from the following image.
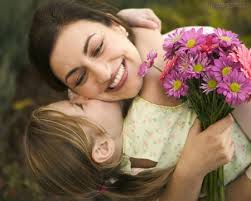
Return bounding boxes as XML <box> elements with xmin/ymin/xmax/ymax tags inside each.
<box><xmin>220</xmin><ymin>36</ymin><xmax>231</xmax><ymax>42</ymax></box>
<box><xmin>230</xmin><ymin>82</ymin><xmax>240</xmax><ymax>93</ymax></box>
<box><xmin>186</xmin><ymin>39</ymin><xmax>196</xmax><ymax>48</ymax></box>
<box><xmin>173</xmin><ymin>80</ymin><xmax>182</xmax><ymax>91</ymax></box>
<box><xmin>221</xmin><ymin>66</ymin><xmax>231</xmax><ymax>76</ymax></box>
<box><xmin>208</xmin><ymin>79</ymin><xmax>217</xmax><ymax>89</ymax></box>
<box><xmin>193</xmin><ymin>64</ymin><xmax>204</xmax><ymax>73</ymax></box>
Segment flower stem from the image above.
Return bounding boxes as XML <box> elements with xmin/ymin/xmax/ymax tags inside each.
<box><xmin>153</xmin><ymin>64</ymin><xmax>162</xmax><ymax>72</ymax></box>
<box><xmin>219</xmin><ymin>166</ymin><xmax>225</xmax><ymax>201</ymax></box>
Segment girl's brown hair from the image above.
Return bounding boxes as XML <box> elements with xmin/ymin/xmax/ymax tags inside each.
<box><xmin>24</xmin><ymin>107</ymin><xmax>174</xmax><ymax>201</ymax></box>
<box><xmin>28</xmin><ymin>0</ymin><xmax>135</xmax><ymax>91</ymax></box>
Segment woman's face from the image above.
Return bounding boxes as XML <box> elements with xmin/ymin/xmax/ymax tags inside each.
<box><xmin>50</xmin><ymin>20</ymin><xmax>143</xmax><ymax>101</ymax></box>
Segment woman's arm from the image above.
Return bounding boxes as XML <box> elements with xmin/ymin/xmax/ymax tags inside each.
<box><xmin>159</xmin><ymin>116</ymin><xmax>235</xmax><ymax>201</ymax></box>
<box><xmin>225</xmin><ymin>172</ymin><xmax>251</xmax><ymax>201</ymax></box>
<box><xmin>199</xmin><ymin>172</ymin><xmax>251</xmax><ymax>201</ymax></box>
<box><xmin>232</xmin><ymin>101</ymin><xmax>251</xmax><ymax>140</ymax></box>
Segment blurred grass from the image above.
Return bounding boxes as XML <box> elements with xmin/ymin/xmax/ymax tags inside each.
<box><xmin>0</xmin><ymin>0</ymin><xmax>250</xmax><ymax>200</ymax></box>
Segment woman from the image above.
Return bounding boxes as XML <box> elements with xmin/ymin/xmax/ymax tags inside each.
<box><xmin>27</xmin><ymin>0</ymin><xmax>251</xmax><ymax>200</ymax></box>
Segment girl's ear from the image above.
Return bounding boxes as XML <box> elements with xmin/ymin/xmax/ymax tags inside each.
<box><xmin>92</xmin><ymin>137</ymin><xmax>115</xmax><ymax>164</ymax></box>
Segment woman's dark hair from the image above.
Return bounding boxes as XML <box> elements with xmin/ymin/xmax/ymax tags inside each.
<box><xmin>28</xmin><ymin>0</ymin><xmax>135</xmax><ymax>91</ymax></box>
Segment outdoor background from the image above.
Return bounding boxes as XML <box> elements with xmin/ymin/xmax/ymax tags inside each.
<box><xmin>0</xmin><ymin>0</ymin><xmax>250</xmax><ymax>200</ymax></box>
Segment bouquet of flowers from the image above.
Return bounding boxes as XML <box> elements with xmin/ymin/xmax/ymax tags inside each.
<box><xmin>138</xmin><ymin>27</ymin><xmax>251</xmax><ymax>201</ymax></box>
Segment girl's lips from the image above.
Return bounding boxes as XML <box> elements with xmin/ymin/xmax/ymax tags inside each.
<box><xmin>106</xmin><ymin>60</ymin><xmax>128</xmax><ymax>93</ymax></box>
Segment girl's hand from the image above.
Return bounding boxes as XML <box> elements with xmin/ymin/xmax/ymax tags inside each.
<box><xmin>176</xmin><ymin>115</ymin><xmax>235</xmax><ymax>179</ymax></box>
<box><xmin>117</xmin><ymin>8</ymin><xmax>161</xmax><ymax>31</ymax></box>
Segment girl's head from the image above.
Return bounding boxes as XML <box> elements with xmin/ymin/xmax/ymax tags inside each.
<box><xmin>24</xmin><ymin>100</ymin><xmax>122</xmax><ymax>199</ymax></box>
<box><xmin>29</xmin><ymin>0</ymin><xmax>143</xmax><ymax>101</ymax></box>
<box><xmin>46</xmin><ymin>100</ymin><xmax>124</xmax><ymax>164</ymax></box>
<box><xmin>24</xmin><ymin>100</ymin><xmax>174</xmax><ymax>200</ymax></box>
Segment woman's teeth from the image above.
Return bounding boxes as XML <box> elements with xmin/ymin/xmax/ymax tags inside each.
<box><xmin>109</xmin><ymin>63</ymin><xmax>125</xmax><ymax>89</ymax></box>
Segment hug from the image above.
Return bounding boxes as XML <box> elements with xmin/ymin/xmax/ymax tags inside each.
<box><xmin>25</xmin><ymin>0</ymin><xmax>251</xmax><ymax>201</ymax></box>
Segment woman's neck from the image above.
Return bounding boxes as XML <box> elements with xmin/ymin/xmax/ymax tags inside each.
<box><xmin>132</xmin><ymin>28</ymin><xmax>181</xmax><ymax>107</ymax></box>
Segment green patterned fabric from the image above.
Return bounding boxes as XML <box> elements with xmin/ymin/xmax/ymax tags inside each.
<box><xmin>122</xmin><ymin>96</ymin><xmax>251</xmax><ymax>185</ymax></box>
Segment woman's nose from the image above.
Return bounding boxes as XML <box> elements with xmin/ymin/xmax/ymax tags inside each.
<box><xmin>87</xmin><ymin>61</ymin><xmax>112</xmax><ymax>84</ymax></box>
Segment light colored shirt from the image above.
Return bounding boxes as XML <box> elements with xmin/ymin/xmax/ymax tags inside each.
<box><xmin>121</xmin><ymin>96</ymin><xmax>251</xmax><ymax>185</ymax></box>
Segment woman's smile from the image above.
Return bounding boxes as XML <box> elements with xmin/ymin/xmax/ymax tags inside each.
<box><xmin>107</xmin><ymin>58</ymin><xmax>128</xmax><ymax>92</ymax></box>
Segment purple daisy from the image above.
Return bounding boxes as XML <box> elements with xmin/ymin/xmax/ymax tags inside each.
<box><xmin>147</xmin><ymin>49</ymin><xmax>158</xmax><ymax>67</ymax></box>
<box><xmin>138</xmin><ymin>50</ymin><xmax>158</xmax><ymax>77</ymax></box>
<box><xmin>214</xmin><ymin>28</ymin><xmax>241</xmax><ymax>48</ymax></box>
<box><xmin>138</xmin><ymin>61</ymin><xmax>149</xmax><ymax>77</ymax></box>
<box><xmin>188</xmin><ymin>53</ymin><xmax>210</xmax><ymax>79</ymax></box>
<box><xmin>200</xmin><ymin>71</ymin><xmax>218</xmax><ymax>94</ymax></box>
<box><xmin>176</xmin><ymin>52</ymin><xmax>194</xmax><ymax>78</ymax></box>
<box><xmin>163</xmin><ymin>70</ymin><xmax>188</xmax><ymax>98</ymax></box>
<box><xmin>163</xmin><ymin>28</ymin><xmax>185</xmax><ymax>59</ymax></box>
<box><xmin>178</xmin><ymin>28</ymin><xmax>205</xmax><ymax>54</ymax></box>
<box><xmin>211</xmin><ymin>55</ymin><xmax>239</xmax><ymax>81</ymax></box>
<box><xmin>217</xmin><ymin>70</ymin><xmax>251</xmax><ymax>105</ymax></box>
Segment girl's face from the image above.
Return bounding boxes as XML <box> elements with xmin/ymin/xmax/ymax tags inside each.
<box><xmin>50</xmin><ymin>20</ymin><xmax>143</xmax><ymax>101</ymax></box>
<box><xmin>48</xmin><ymin>99</ymin><xmax>124</xmax><ymax>146</ymax></box>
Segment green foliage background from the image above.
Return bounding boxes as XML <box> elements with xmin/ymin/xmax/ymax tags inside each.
<box><xmin>0</xmin><ymin>0</ymin><xmax>250</xmax><ymax>200</ymax></box>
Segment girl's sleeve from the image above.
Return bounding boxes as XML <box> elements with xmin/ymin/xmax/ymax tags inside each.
<box><xmin>232</xmin><ymin>101</ymin><xmax>251</xmax><ymax>141</ymax></box>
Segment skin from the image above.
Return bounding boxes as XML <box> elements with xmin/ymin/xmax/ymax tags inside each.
<box><xmin>50</xmin><ymin>20</ymin><xmax>143</xmax><ymax>101</ymax></box>
<box><xmin>48</xmin><ymin>100</ymin><xmax>124</xmax><ymax>164</ymax></box>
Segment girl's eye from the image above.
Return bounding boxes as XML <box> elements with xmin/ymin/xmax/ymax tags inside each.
<box><xmin>93</xmin><ymin>40</ymin><xmax>103</xmax><ymax>57</ymax></box>
<box><xmin>75</xmin><ymin>103</ymin><xmax>84</xmax><ymax>111</ymax></box>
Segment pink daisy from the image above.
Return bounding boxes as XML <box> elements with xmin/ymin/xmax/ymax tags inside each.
<box><xmin>217</xmin><ymin>70</ymin><xmax>251</xmax><ymax>105</ymax></box>
<box><xmin>214</xmin><ymin>28</ymin><xmax>241</xmax><ymax>48</ymax></box>
<box><xmin>178</xmin><ymin>28</ymin><xmax>205</xmax><ymax>54</ymax></box>
<box><xmin>163</xmin><ymin>28</ymin><xmax>185</xmax><ymax>59</ymax></box>
<box><xmin>201</xmin><ymin>71</ymin><xmax>218</xmax><ymax>94</ymax></box>
<box><xmin>235</xmin><ymin>44</ymin><xmax>251</xmax><ymax>79</ymax></box>
<box><xmin>200</xmin><ymin>33</ymin><xmax>219</xmax><ymax>54</ymax></box>
<box><xmin>211</xmin><ymin>55</ymin><xmax>239</xmax><ymax>81</ymax></box>
<box><xmin>163</xmin><ymin>71</ymin><xmax>188</xmax><ymax>98</ymax></box>
<box><xmin>138</xmin><ymin>50</ymin><xmax>158</xmax><ymax>77</ymax></box>
<box><xmin>188</xmin><ymin>53</ymin><xmax>210</xmax><ymax>79</ymax></box>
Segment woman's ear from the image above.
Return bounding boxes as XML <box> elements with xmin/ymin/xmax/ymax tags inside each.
<box><xmin>92</xmin><ymin>136</ymin><xmax>115</xmax><ymax>164</ymax></box>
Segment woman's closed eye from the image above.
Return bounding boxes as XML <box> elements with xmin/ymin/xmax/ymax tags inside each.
<box><xmin>92</xmin><ymin>40</ymin><xmax>103</xmax><ymax>57</ymax></box>
<box><xmin>75</xmin><ymin>69</ymin><xmax>87</xmax><ymax>87</ymax></box>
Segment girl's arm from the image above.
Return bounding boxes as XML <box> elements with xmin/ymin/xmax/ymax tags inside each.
<box><xmin>225</xmin><ymin>172</ymin><xmax>251</xmax><ymax>201</ymax></box>
<box><xmin>159</xmin><ymin>116</ymin><xmax>235</xmax><ymax>201</ymax></box>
